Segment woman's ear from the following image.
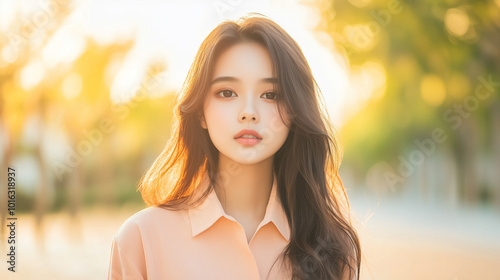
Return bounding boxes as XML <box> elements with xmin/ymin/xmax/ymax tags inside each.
<box><xmin>198</xmin><ymin>111</ymin><xmax>207</xmax><ymax>129</ymax></box>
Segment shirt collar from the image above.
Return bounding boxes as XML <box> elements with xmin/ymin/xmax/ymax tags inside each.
<box><xmin>188</xmin><ymin>171</ymin><xmax>290</xmax><ymax>242</ymax></box>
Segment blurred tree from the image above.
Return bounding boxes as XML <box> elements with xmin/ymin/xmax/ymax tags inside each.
<box><xmin>49</xmin><ymin>37</ymin><xmax>135</xmax><ymax>241</ymax></box>
<box><xmin>0</xmin><ymin>0</ymin><xmax>174</xmax><ymax>249</ymax></box>
<box><xmin>313</xmin><ymin>0</ymin><xmax>500</xmax><ymax>206</ymax></box>
<box><xmin>0</xmin><ymin>0</ymin><xmax>74</xmax><ymax>251</ymax></box>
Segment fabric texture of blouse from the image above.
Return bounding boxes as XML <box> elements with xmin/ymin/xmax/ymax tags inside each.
<box><xmin>107</xmin><ymin>171</ymin><xmax>292</xmax><ymax>280</ymax></box>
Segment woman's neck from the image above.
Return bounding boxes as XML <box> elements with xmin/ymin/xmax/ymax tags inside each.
<box><xmin>214</xmin><ymin>153</ymin><xmax>274</xmax><ymax>224</ymax></box>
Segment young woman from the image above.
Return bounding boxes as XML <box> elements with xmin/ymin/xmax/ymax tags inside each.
<box><xmin>108</xmin><ymin>13</ymin><xmax>361</xmax><ymax>280</ymax></box>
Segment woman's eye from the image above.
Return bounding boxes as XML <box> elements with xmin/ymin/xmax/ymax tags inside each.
<box><xmin>262</xmin><ymin>92</ymin><xmax>278</xmax><ymax>99</ymax></box>
<box><xmin>217</xmin><ymin>90</ymin><xmax>236</xmax><ymax>98</ymax></box>
<box><xmin>216</xmin><ymin>90</ymin><xmax>278</xmax><ymax>99</ymax></box>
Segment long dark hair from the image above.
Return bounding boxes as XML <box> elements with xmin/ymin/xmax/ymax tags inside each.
<box><xmin>138</xmin><ymin>13</ymin><xmax>361</xmax><ymax>280</ymax></box>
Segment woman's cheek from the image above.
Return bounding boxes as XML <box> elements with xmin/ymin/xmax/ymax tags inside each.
<box><xmin>206</xmin><ymin>102</ymin><xmax>233</xmax><ymax>130</ymax></box>
<box><xmin>211</xmin><ymin>102</ymin><xmax>229</xmax><ymax>120</ymax></box>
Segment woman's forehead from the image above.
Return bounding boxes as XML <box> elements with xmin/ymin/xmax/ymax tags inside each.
<box><xmin>211</xmin><ymin>42</ymin><xmax>274</xmax><ymax>82</ymax></box>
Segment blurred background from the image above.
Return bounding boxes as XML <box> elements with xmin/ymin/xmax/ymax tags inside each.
<box><xmin>0</xmin><ymin>0</ymin><xmax>499</xmax><ymax>279</ymax></box>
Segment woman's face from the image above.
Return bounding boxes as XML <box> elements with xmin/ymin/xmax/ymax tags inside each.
<box><xmin>201</xmin><ymin>42</ymin><xmax>290</xmax><ymax>165</ymax></box>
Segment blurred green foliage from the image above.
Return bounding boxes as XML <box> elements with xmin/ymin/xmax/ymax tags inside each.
<box><xmin>314</xmin><ymin>0</ymin><xmax>500</xmax><ymax>205</ymax></box>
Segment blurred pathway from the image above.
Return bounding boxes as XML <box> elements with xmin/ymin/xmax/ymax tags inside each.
<box><xmin>1</xmin><ymin>197</ymin><xmax>499</xmax><ymax>280</ymax></box>
<box><xmin>349</xmin><ymin>191</ymin><xmax>500</xmax><ymax>280</ymax></box>
<box><xmin>0</xmin><ymin>204</ymin><xmax>144</xmax><ymax>280</ymax></box>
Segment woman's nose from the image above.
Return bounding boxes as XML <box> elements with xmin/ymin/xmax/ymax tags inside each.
<box><xmin>239</xmin><ymin>112</ymin><xmax>258</xmax><ymax>122</ymax></box>
<box><xmin>239</xmin><ymin>98</ymin><xmax>259</xmax><ymax>122</ymax></box>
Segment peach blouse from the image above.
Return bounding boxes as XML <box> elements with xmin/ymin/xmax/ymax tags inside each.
<box><xmin>108</xmin><ymin>172</ymin><xmax>292</xmax><ymax>280</ymax></box>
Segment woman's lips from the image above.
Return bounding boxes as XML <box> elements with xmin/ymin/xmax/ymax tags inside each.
<box><xmin>235</xmin><ymin>137</ymin><xmax>262</xmax><ymax>146</ymax></box>
<box><xmin>234</xmin><ymin>129</ymin><xmax>262</xmax><ymax>139</ymax></box>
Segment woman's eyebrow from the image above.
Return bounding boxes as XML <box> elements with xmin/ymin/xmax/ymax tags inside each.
<box><xmin>210</xmin><ymin>76</ymin><xmax>278</xmax><ymax>85</ymax></box>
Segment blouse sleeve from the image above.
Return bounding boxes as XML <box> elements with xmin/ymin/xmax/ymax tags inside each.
<box><xmin>107</xmin><ymin>221</ymin><xmax>147</xmax><ymax>280</ymax></box>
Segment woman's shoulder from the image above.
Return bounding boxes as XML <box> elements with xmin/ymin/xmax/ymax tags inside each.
<box><xmin>114</xmin><ymin>206</ymin><xmax>189</xmax><ymax>241</ymax></box>
<box><xmin>121</xmin><ymin>206</ymin><xmax>181</xmax><ymax>224</ymax></box>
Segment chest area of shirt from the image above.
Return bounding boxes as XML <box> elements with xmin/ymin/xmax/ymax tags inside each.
<box><xmin>148</xmin><ymin>218</ymin><xmax>289</xmax><ymax>279</ymax></box>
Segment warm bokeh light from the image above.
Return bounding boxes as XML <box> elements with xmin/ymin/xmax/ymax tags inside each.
<box><xmin>20</xmin><ymin>59</ymin><xmax>45</xmax><ymax>90</ymax></box>
<box><xmin>445</xmin><ymin>8</ymin><xmax>470</xmax><ymax>37</ymax></box>
<box><xmin>61</xmin><ymin>72</ymin><xmax>83</xmax><ymax>99</ymax></box>
<box><xmin>420</xmin><ymin>74</ymin><xmax>446</xmax><ymax>106</ymax></box>
<box><xmin>360</xmin><ymin>61</ymin><xmax>386</xmax><ymax>99</ymax></box>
